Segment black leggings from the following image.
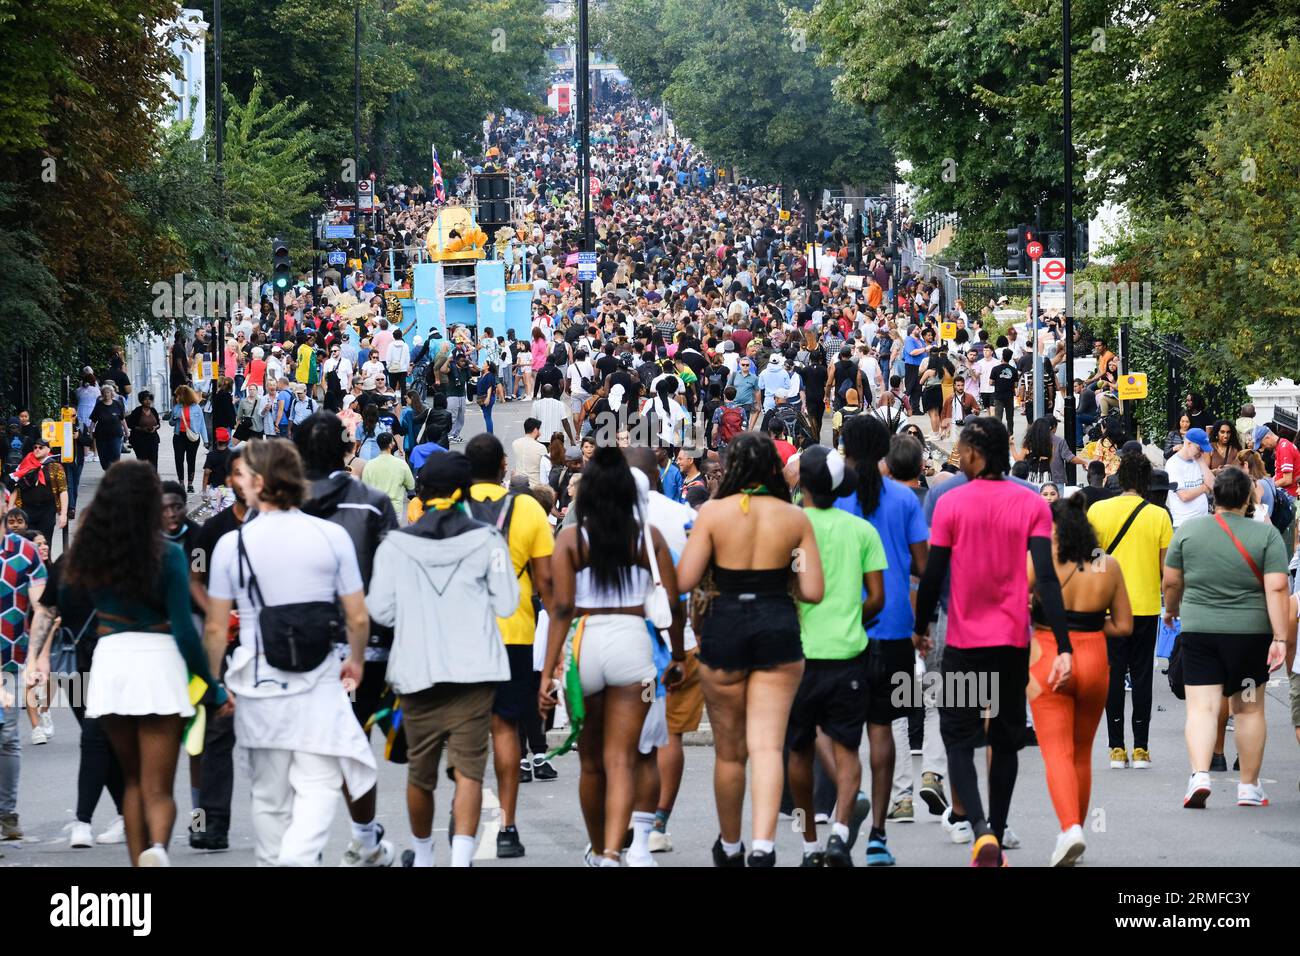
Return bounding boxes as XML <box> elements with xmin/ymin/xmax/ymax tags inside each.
<box><xmin>517</xmin><ymin>671</ymin><xmax>549</xmax><ymax>756</ymax></box>
<box><xmin>1106</xmin><ymin>615</ymin><xmax>1158</xmax><ymax>750</ymax></box>
<box><xmin>172</xmin><ymin>435</ymin><xmax>199</xmax><ymax>485</ymax></box>
<box><xmin>71</xmin><ymin>704</ymin><xmax>125</xmax><ymax>825</ymax></box>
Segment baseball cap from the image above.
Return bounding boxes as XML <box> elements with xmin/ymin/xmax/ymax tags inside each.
<box><xmin>416</xmin><ymin>450</ymin><xmax>472</xmax><ymax>498</ymax></box>
<box><xmin>1185</xmin><ymin>427</ymin><xmax>1213</xmax><ymax>453</ymax></box>
<box><xmin>799</xmin><ymin>445</ymin><xmax>858</xmax><ymax>499</ymax></box>
<box><xmin>215</xmin><ymin>427</ymin><xmax>230</xmax><ymax>443</ymax></box>
<box><xmin>1253</xmin><ymin>425</ymin><xmax>1273</xmax><ymax>447</ymax></box>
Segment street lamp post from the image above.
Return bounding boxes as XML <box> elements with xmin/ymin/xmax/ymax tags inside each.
<box><xmin>354</xmin><ymin>0</ymin><xmax>362</xmax><ymax>265</ymax></box>
<box><xmin>1062</xmin><ymin>0</ymin><xmax>1077</xmax><ymax>480</ymax></box>
<box><xmin>577</xmin><ymin>0</ymin><xmax>593</xmax><ymax>316</ymax></box>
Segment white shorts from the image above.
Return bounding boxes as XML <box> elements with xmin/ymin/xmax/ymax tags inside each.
<box><xmin>86</xmin><ymin>632</ymin><xmax>195</xmax><ymax>719</ymax></box>
<box><xmin>575</xmin><ymin>614</ymin><xmax>656</xmax><ymax>697</ymax></box>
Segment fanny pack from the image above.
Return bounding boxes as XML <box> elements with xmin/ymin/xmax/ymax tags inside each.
<box><xmin>237</xmin><ymin>524</ymin><xmax>341</xmax><ymax>680</ymax></box>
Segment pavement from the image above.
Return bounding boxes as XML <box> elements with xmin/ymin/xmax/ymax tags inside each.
<box><xmin>15</xmin><ymin>388</ymin><xmax>1297</xmax><ymax>868</ymax></box>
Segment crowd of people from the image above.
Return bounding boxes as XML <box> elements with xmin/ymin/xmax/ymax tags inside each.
<box><xmin>0</xmin><ymin>91</ymin><xmax>1297</xmax><ymax>867</ymax></box>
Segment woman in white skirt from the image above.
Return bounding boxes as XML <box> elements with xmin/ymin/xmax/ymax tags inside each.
<box><xmin>204</xmin><ymin>439</ymin><xmax>377</xmax><ymax>867</ymax></box>
<box><xmin>63</xmin><ymin>460</ymin><xmax>230</xmax><ymax>866</ymax></box>
<box><xmin>540</xmin><ymin>446</ymin><xmax>685</xmax><ymax>866</ymax></box>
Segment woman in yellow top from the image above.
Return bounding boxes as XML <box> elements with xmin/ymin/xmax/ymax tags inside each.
<box><xmin>295</xmin><ymin>334</ymin><xmax>319</xmax><ymax>393</ymax></box>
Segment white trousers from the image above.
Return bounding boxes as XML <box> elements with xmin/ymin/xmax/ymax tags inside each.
<box><xmin>248</xmin><ymin>748</ymin><xmax>343</xmax><ymax>867</ymax></box>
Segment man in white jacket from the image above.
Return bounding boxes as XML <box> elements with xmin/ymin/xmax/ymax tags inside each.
<box><xmin>385</xmin><ymin>328</ymin><xmax>412</xmax><ymax>397</ymax></box>
<box><xmin>366</xmin><ymin>451</ymin><xmax>519</xmax><ymax>867</ymax></box>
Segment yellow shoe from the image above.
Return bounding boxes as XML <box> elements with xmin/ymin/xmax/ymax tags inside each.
<box><xmin>970</xmin><ymin>833</ymin><xmax>1001</xmax><ymax>867</ymax></box>
<box><xmin>1132</xmin><ymin>748</ymin><xmax>1151</xmax><ymax>769</ymax></box>
<box><xmin>1109</xmin><ymin>747</ymin><xmax>1129</xmax><ymax>769</ymax></box>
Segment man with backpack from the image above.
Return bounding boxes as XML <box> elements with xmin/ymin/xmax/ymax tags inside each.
<box><xmin>465</xmin><ymin>434</ymin><xmax>556</xmax><ymax>858</ymax></box>
<box><xmin>711</xmin><ymin>386</ymin><xmax>748</xmax><ymax>450</ymax></box>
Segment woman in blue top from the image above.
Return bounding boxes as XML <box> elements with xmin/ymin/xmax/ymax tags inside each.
<box><xmin>476</xmin><ymin>362</ymin><xmax>498</xmax><ymax>435</ymax></box>
<box><xmin>170</xmin><ymin>384</ymin><xmax>207</xmax><ymax>493</ymax></box>
<box><xmin>63</xmin><ymin>461</ymin><xmax>228</xmax><ymax>867</ymax></box>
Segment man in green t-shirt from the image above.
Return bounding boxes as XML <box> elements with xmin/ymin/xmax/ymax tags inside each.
<box><xmin>788</xmin><ymin>446</ymin><xmax>887</xmax><ymax>867</ymax></box>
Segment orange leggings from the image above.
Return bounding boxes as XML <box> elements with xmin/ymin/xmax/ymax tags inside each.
<box><xmin>1029</xmin><ymin>629</ymin><xmax>1109</xmax><ymax>830</ymax></box>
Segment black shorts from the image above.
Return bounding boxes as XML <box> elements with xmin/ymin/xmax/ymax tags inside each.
<box><xmin>492</xmin><ymin>644</ymin><xmax>536</xmax><ymax>722</ymax></box>
<box><xmin>1179</xmin><ymin>632</ymin><xmax>1273</xmax><ymax>698</ymax></box>
<box><xmin>697</xmin><ymin>594</ymin><xmax>803</xmax><ymax>672</ymax></box>
<box><xmin>937</xmin><ymin>644</ymin><xmax>1028</xmax><ymax>752</ymax></box>
<box><xmin>787</xmin><ymin>652</ymin><xmax>868</xmax><ymax>751</ymax></box>
<box><xmin>866</xmin><ymin>638</ymin><xmax>917</xmax><ymax>727</ymax></box>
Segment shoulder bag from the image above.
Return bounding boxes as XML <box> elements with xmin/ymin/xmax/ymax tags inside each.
<box><xmin>1104</xmin><ymin>500</ymin><xmax>1148</xmax><ymax>555</ymax></box>
<box><xmin>236</xmin><ymin>524</ymin><xmax>342</xmax><ymax>678</ymax></box>
<box><xmin>641</xmin><ymin>521</ymin><xmax>673</xmax><ymax>630</ymax></box>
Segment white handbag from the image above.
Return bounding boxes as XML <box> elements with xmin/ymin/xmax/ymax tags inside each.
<box><xmin>642</xmin><ymin>521</ymin><xmax>674</xmax><ymax>630</ymax></box>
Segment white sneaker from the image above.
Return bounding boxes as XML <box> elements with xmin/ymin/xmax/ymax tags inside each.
<box><xmin>69</xmin><ymin>821</ymin><xmax>94</xmax><ymax>849</ymax></box>
<box><xmin>943</xmin><ymin>807</ymin><xmax>973</xmax><ymax>844</ymax></box>
<box><xmin>95</xmin><ymin>817</ymin><xmax>126</xmax><ymax>845</ymax></box>
<box><xmin>625</xmin><ymin>850</ymin><xmax>658</xmax><ymax>867</ymax></box>
<box><xmin>1002</xmin><ymin>826</ymin><xmax>1021</xmax><ymax>849</ymax></box>
<box><xmin>40</xmin><ymin>711</ymin><xmax>54</xmax><ymax>739</ymax></box>
<box><xmin>1183</xmin><ymin>771</ymin><xmax>1212</xmax><ymax>809</ymax></box>
<box><xmin>138</xmin><ymin>846</ymin><xmax>170</xmax><ymax>866</ymax></box>
<box><xmin>1049</xmin><ymin>824</ymin><xmax>1086</xmax><ymax>866</ymax></box>
<box><xmin>1237</xmin><ymin>782</ymin><xmax>1269</xmax><ymax>807</ymax></box>
<box><xmin>340</xmin><ymin>824</ymin><xmax>395</xmax><ymax>867</ymax></box>
<box><xmin>30</xmin><ymin>725</ymin><xmax>47</xmax><ymax>745</ymax></box>
<box><xmin>648</xmin><ymin>829</ymin><xmax>672</xmax><ymax>853</ymax></box>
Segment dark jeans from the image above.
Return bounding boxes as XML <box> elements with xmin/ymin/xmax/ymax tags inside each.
<box><xmin>1106</xmin><ymin>614</ymin><xmax>1158</xmax><ymax>750</ymax></box>
<box><xmin>517</xmin><ymin>671</ymin><xmax>548</xmax><ymax>756</ymax></box>
<box><xmin>904</xmin><ymin>364</ymin><xmax>921</xmax><ymax>413</ymax></box>
<box><xmin>172</xmin><ymin>434</ymin><xmax>199</xmax><ymax>485</ymax></box>
<box><xmin>195</xmin><ymin>709</ymin><xmax>236</xmax><ymax>838</ymax></box>
<box><xmin>992</xmin><ymin>399</ymin><xmax>1015</xmax><ymax>436</ymax></box>
<box><xmin>64</xmin><ymin>456</ymin><xmax>84</xmax><ymax>512</ymax></box>
<box><xmin>132</xmin><ymin>431</ymin><xmax>160</xmax><ymax>470</ymax></box>
<box><xmin>97</xmin><ymin>435</ymin><xmax>123</xmax><ymax>469</ymax></box>
<box><xmin>71</xmin><ymin>704</ymin><xmax>125</xmax><ymax>824</ymax></box>
<box><xmin>1076</xmin><ymin>411</ymin><xmax>1099</xmax><ymax>447</ymax></box>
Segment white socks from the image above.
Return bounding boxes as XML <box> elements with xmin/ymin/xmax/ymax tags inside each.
<box><xmin>629</xmin><ymin>811</ymin><xmax>655</xmax><ymax>860</ymax></box>
<box><xmin>351</xmin><ymin>819</ymin><xmax>380</xmax><ymax>850</ymax></box>
<box><xmin>721</xmin><ymin>838</ymin><xmax>743</xmax><ymax>856</ymax></box>
<box><xmin>753</xmin><ymin>839</ymin><xmax>775</xmax><ymax>855</ymax></box>
<box><xmin>831</xmin><ymin>822</ymin><xmax>850</xmax><ymax>843</ymax></box>
<box><xmin>451</xmin><ymin>834</ymin><xmax>475</xmax><ymax>867</ymax></box>
<box><xmin>411</xmin><ymin>834</ymin><xmax>434</xmax><ymax>867</ymax></box>
<box><xmin>803</xmin><ymin>840</ymin><xmax>820</xmax><ymax>855</ymax></box>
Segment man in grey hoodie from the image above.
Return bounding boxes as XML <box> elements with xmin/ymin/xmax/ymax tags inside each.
<box><xmin>367</xmin><ymin>451</ymin><xmax>519</xmax><ymax>868</ymax></box>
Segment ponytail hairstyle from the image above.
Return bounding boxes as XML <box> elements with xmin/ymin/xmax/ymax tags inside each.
<box><xmin>841</xmin><ymin>414</ymin><xmax>890</xmax><ymax>518</ymax></box>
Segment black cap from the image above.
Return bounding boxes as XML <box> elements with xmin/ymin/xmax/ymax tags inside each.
<box><xmin>416</xmin><ymin>451</ymin><xmax>472</xmax><ymax>498</ymax></box>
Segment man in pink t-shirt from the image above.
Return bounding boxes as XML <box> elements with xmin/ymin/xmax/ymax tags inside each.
<box><xmin>371</xmin><ymin>318</ymin><xmax>395</xmax><ymax>363</ymax></box>
<box><xmin>912</xmin><ymin>416</ymin><xmax>1071</xmax><ymax>867</ymax></box>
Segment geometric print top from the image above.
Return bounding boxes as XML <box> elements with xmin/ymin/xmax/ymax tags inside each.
<box><xmin>0</xmin><ymin>532</ymin><xmax>47</xmax><ymax>673</ymax></box>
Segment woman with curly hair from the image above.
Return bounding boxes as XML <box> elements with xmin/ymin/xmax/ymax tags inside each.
<box><xmin>1027</xmin><ymin>495</ymin><xmax>1132</xmax><ymax>865</ymax></box>
<box><xmin>63</xmin><ymin>460</ymin><xmax>229</xmax><ymax>866</ymax></box>
<box><xmin>676</xmin><ymin>433</ymin><xmax>824</xmax><ymax>866</ymax></box>
<box><xmin>1208</xmin><ymin>420</ymin><xmax>1243</xmax><ymax>474</ymax></box>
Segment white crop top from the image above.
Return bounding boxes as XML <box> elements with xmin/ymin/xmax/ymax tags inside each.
<box><xmin>573</xmin><ymin>530</ymin><xmax>652</xmax><ymax>609</ymax></box>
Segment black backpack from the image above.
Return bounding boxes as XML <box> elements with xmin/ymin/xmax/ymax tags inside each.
<box><xmin>550</xmin><ymin>342</ymin><xmax>569</xmax><ymax>366</ymax></box>
<box><xmin>466</xmin><ymin>492</ymin><xmax>526</xmax><ymax>579</ymax></box>
<box><xmin>1269</xmin><ymin>479</ymin><xmax>1295</xmax><ymax>535</ymax></box>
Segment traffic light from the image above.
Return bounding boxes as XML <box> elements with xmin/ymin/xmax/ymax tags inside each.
<box><xmin>271</xmin><ymin>238</ymin><xmax>292</xmax><ymax>294</ymax></box>
<box><xmin>1005</xmin><ymin>224</ymin><xmax>1030</xmax><ymax>274</ymax></box>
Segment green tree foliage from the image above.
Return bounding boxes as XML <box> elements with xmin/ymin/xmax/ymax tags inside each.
<box><xmin>598</xmin><ymin>0</ymin><xmax>894</xmax><ymax>202</ymax></box>
<box><xmin>1154</xmin><ymin>39</ymin><xmax>1300</xmax><ymax>383</ymax></box>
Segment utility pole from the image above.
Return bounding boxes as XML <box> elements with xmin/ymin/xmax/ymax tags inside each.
<box><xmin>577</xmin><ymin>0</ymin><xmax>593</xmax><ymax>316</ymax></box>
<box><xmin>1062</xmin><ymin>0</ymin><xmax>1078</xmax><ymax>482</ymax></box>
<box><xmin>354</xmin><ymin>0</ymin><xmax>362</xmax><ymax>264</ymax></box>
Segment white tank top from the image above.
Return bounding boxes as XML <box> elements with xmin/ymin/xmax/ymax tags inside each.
<box><xmin>573</xmin><ymin>530</ymin><xmax>651</xmax><ymax>609</ymax></box>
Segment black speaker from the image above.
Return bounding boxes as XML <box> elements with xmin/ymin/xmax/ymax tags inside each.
<box><xmin>478</xmin><ymin>199</ymin><xmax>511</xmax><ymax>227</ymax></box>
<box><xmin>475</xmin><ymin>173</ymin><xmax>509</xmax><ymax>201</ymax></box>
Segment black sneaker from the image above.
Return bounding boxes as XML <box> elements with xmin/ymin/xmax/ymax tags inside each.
<box><xmin>845</xmin><ymin>791</ymin><xmax>871</xmax><ymax>850</ymax></box>
<box><xmin>519</xmin><ymin>758</ymin><xmax>533</xmax><ymax>783</ymax></box>
<box><xmin>401</xmin><ymin>849</ymin><xmax>415</xmax><ymax>867</ymax></box>
<box><xmin>1209</xmin><ymin>752</ymin><xmax>1228</xmax><ymax>772</ymax></box>
<box><xmin>711</xmin><ymin>836</ymin><xmax>745</xmax><ymax>867</ymax></box>
<box><xmin>532</xmin><ymin>756</ymin><xmax>559</xmax><ymax>781</ymax></box>
<box><xmin>800</xmin><ymin>851</ymin><xmax>825</xmax><ymax>867</ymax></box>
<box><xmin>823</xmin><ymin>834</ymin><xmax>853</xmax><ymax>867</ymax></box>
<box><xmin>189</xmin><ymin>832</ymin><xmax>229</xmax><ymax>851</ymax></box>
<box><xmin>497</xmin><ymin>826</ymin><xmax>525</xmax><ymax>859</ymax></box>
<box><xmin>746</xmin><ymin>849</ymin><xmax>776</xmax><ymax>867</ymax></box>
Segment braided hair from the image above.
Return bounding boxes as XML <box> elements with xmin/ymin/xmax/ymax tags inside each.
<box><xmin>959</xmin><ymin>416</ymin><xmax>1010</xmax><ymax>478</ymax></box>
<box><xmin>842</xmin><ymin>414</ymin><xmax>890</xmax><ymax>518</ymax></box>
<box><xmin>715</xmin><ymin>432</ymin><xmax>791</xmax><ymax>502</ymax></box>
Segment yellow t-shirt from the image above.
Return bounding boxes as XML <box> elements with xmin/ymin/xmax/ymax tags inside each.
<box><xmin>1087</xmin><ymin>494</ymin><xmax>1173</xmax><ymax>617</ymax></box>
<box><xmin>295</xmin><ymin>343</ymin><xmax>313</xmax><ymax>383</ymax></box>
<box><xmin>470</xmin><ymin>482</ymin><xmax>554</xmax><ymax>645</ymax></box>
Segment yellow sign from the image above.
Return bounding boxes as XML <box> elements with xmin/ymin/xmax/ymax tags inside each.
<box><xmin>939</xmin><ymin>322</ymin><xmax>957</xmax><ymax>341</ymax></box>
<box><xmin>61</xmin><ymin>406</ymin><xmax>76</xmax><ymax>422</ymax></box>
<box><xmin>779</xmin><ymin>209</ymin><xmax>791</xmax><ymax>222</ymax></box>
<box><xmin>41</xmin><ymin>419</ymin><xmax>59</xmax><ymax>446</ymax></box>
<box><xmin>1118</xmin><ymin>373</ymin><xmax>1148</xmax><ymax>401</ymax></box>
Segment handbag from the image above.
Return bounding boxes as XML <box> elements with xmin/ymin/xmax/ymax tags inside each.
<box><xmin>642</xmin><ymin>520</ymin><xmax>673</xmax><ymax>630</ymax></box>
<box><xmin>181</xmin><ymin>406</ymin><xmax>200</xmax><ymax>443</ymax></box>
<box><xmin>236</xmin><ymin>524</ymin><xmax>341</xmax><ymax>676</ymax></box>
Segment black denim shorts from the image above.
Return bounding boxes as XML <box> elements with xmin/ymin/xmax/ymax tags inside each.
<box><xmin>698</xmin><ymin>594</ymin><xmax>803</xmax><ymax>673</ymax></box>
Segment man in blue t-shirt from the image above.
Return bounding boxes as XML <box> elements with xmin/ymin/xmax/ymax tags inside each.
<box><xmin>902</xmin><ymin>325</ymin><xmax>928</xmax><ymax>413</ymax></box>
<box><xmin>837</xmin><ymin>414</ymin><xmax>934</xmax><ymax>854</ymax></box>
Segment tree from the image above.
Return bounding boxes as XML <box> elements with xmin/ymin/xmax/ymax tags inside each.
<box><xmin>1154</xmin><ymin>39</ymin><xmax>1300</xmax><ymax>383</ymax></box>
<box><xmin>599</xmin><ymin>0</ymin><xmax>893</xmax><ymax>209</ymax></box>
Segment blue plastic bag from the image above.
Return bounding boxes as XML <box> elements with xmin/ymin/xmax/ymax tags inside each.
<box><xmin>1156</xmin><ymin>616</ymin><xmax>1180</xmax><ymax>660</ymax></box>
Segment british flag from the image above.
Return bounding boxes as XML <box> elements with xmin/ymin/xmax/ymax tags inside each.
<box><xmin>430</xmin><ymin>144</ymin><xmax>446</xmax><ymax>204</ymax></box>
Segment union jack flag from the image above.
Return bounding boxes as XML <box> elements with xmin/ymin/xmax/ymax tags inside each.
<box><xmin>430</xmin><ymin>144</ymin><xmax>446</xmax><ymax>204</ymax></box>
